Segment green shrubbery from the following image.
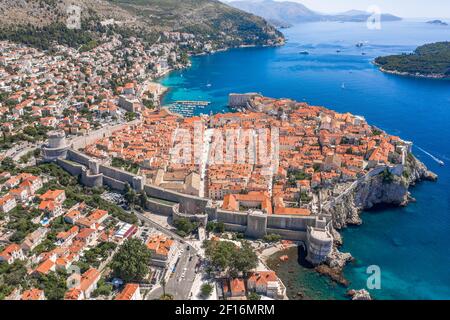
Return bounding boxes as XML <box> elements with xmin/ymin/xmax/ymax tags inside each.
<box><xmin>375</xmin><ymin>42</ymin><xmax>450</xmax><ymax>76</ymax></box>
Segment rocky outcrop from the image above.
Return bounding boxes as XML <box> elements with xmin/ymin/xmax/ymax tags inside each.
<box><xmin>405</xmin><ymin>153</ymin><xmax>438</xmax><ymax>185</ymax></box>
<box><xmin>326</xmin><ymin>248</ymin><xmax>353</xmax><ymax>270</ymax></box>
<box><xmin>326</xmin><ymin>155</ymin><xmax>437</xmax><ymax>230</ymax></box>
<box><xmin>347</xmin><ymin>289</ymin><xmax>372</xmax><ymax>300</ymax></box>
<box><xmin>315</xmin><ymin>154</ymin><xmax>436</xmax><ymax>284</ymax></box>
<box><xmin>315</xmin><ymin>248</ymin><xmax>353</xmax><ymax>286</ymax></box>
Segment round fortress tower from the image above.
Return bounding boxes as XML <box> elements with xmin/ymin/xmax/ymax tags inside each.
<box><xmin>42</xmin><ymin>130</ymin><xmax>69</xmax><ymax>162</ymax></box>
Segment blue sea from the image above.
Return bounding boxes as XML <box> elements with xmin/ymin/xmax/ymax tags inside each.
<box><xmin>160</xmin><ymin>20</ymin><xmax>450</xmax><ymax>300</ymax></box>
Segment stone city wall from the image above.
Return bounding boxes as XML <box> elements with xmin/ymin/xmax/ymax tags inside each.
<box><xmin>69</xmin><ymin>121</ymin><xmax>139</xmax><ymax>151</ymax></box>
<box><xmin>99</xmin><ymin>165</ymin><xmax>136</xmax><ymax>187</ymax></box>
<box><xmin>102</xmin><ymin>175</ymin><xmax>126</xmax><ymax>191</ymax></box>
<box><xmin>67</xmin><ymin>149</ymin><xmax>92</xmax><ymax>167</ymax></box>
<box><xmin>172</xmin><ymin>204</ymin><xmax>208</xmax><ymax>226</ymax></box>
<box><xmin>266</xmin><ymin>228</ymin><xmax>306</xmax><ymax>241</ymax></box>
<box><xmin>143</xmin><ymin>184</ymin><xmax>209</xmax><ymax>214</ymax></box>
<box><xmin>144</xmin><ymin>199</ymin><xmax>175</xmax><ymax>217</ymax></box>
<box><xmin>56</xmin><ymin>158</ymin><xmax>83</xmax><ymax>176</ymax></box>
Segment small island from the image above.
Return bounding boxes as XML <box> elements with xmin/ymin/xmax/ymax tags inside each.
<box><xmin>427</xmin><ymin>20</ymin><xmax>448</xmax><ymax>26</ymax></box>
<box><xmin>374</xmin><ymin>42</ymin><xmax>450</xmax><ymax>79</ymax></box>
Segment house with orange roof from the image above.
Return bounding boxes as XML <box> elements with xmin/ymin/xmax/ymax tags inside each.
<box><xmin>64</xmin><ymin>288</ymin><xmax>84</xmax><ymax>300</ymax></box>
<box><xmin>247</xmin><ymin>271</ymin><xmax>285</xmax><ymax>299</ymax></box>
<box><xmin>38</xmin><ymin>199</ymin><xmax>63</xmax><ymax>217</ymax></box>
<box><xmin>146</xmin><ymin>234</ymin><xmax>177</xmax><ymax>267</ymax></box>
<box><xmin>39</xmin><ymin>189</ymin><xmax>66</xmax><ymax>203</ymax></box>
<box><xmin>75</xmin><ymin>217</ymin><xmax>97</xmax><ymax>229</ymax></box>
<box><xmin>75</xmin><ymin>228</ymin><xmax>98</xmax><ymax>246</ymax></box>
<box><xmin>21</xmin><ymin>288</ymin><xmax>46</xmax><ymax>300</ymax></box>
<box><xmin>19</xmin><ymin>175</ymin><xmax>43</xmax><ymax>195</ymax></box>
<box><xmin>86</xmin><ymin>209</ymin><xmax>109</xmax><ymax>225</ymax></box>
<box><xmin>222</xmin><ymin>192</ymin><xmax>272</xmax><ymax>215</ymax></box>
<box><xmin>56</xmin><ymin>226</ymin><xmax>79</xmax><ymax>246</ymax></box>
<box><xmin>33</xmin><ymin>257</ymin><xmax>56</xmax><ymax>276</ymax></box>
<box><xmin>0</xmin><ymin>243</ymin><xmax>25</xmax><ymax>264</ymax></box>
<box><xmin>115</xmin><ymin>283</ymin><xmax>142</xmax><ymax>300</ymax></box>
<box><xmin>79</xmin><ymin>268</ymin><xmax>101</xmax><ymax>299</ymax></box>
<box><xmin>4</xmin><ymin>176</ymin><xmax>20</xmax><ymax>189</ymax></box>
<box><xmin>9</xmin><ymin>187</ymin><xmax>29</xmax><ymax>203</ymax></box>
<box><xmin>21</xmin><ymin>227</ymin><xmax>48</xmax><ymax>253</ymax></box>
<box><xmin>0</xmin><ymin>194</ymin><xmax>17</xmax><ymax>213</ymax></box>
<box><xmin>229</xmin><ymin>278</ymin><xmax>246</xmax><ymax>298</ymax></box>
<box><xmin>64</xmin><ymin>209</ymin><xmax>82</xmax><ymax>224</ymax></box>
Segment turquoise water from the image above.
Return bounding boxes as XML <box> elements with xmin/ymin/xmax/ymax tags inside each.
<box><xmin>160</xmin><ymin>20</ymin><xmax>450</xmax><ymax>300</ymax></box>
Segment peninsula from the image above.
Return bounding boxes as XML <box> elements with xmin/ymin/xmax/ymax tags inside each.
<box><xmin>56</xmin><ymin>93</ymin><xmax>436</xmax><ymax>290</ymax></box>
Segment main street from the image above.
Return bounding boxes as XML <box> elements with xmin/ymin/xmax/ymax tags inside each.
<box><xmin>133</xmin><ymin>211</ymin><xmax>201</xmax><ymax>300</ymax></box>
<box><xmin>146</xmin><ymin>247</ymin><xmax>199</xmax><ymax>300</ymax></box>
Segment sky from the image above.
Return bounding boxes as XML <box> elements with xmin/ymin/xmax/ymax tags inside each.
<box><xmin>278</xmin><ymin>0</ymin><xmax>450</xmax><ymax>18</ymax></box>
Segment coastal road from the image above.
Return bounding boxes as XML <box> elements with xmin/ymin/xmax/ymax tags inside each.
<box><xmin>134</xmin><ymin>210</ymin><xmax>201</xmax><ymax>300</ymax></box>
<box><xmin>147</xmin><ymin>247</ymin><xmax>199</xmax><ymax>300</ymax></box>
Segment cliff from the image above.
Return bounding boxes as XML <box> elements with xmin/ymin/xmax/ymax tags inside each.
<box><xmin>325</xmin><ymin>155</ymin><xmax>436</xmax><ymax>230</ymax></box>
<box><xmin>320</xmin><ymin>154</ymin><xmax>436</xmax><ymax>284</ymax></box>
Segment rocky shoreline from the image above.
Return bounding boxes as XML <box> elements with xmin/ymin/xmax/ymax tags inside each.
<box><xmin>320</xmin><ymin>153</ymin><xmax>437</xmax><ymax>285</ymax></box>
<box><xmin>374</xmin><ymin>63</ymin><xmax>450</xmax><ymax>80</ymax></box>
<box><xmin>268</xmin><ymin>153</ymin><xmax>437</xmax><ymax>298</ymax></box>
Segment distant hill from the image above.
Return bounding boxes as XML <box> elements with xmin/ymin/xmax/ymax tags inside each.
<box><xmin>374</xmin><ymin>42</ymin><xmax>450</xmax><ymax>79</ymax></box>
<box><xmin>0</xmin><ymin>0</ymin><xmax>283</xmax><ymax>50</ymax></box>
<box><xmin>426</xmin><ymin>20</ymin><xmax>448</xmax><ymax>26</ymax></box>
<box><xmin>227</xmin><ymin>0</ymin><xmax>401</xmax><ymax>26</ymax></box>
<box><xmin>326</xmin><ymin>9</ymin><xmax>402</xmax><ymax>22</ymax></box>
<box><xmin>228</xmin><ymin>0</ymin><xmax>321</xmax><ymax>24</ymax></box>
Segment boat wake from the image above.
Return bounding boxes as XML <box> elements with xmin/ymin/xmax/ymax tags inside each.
<box><xmin>417</xmin><ymin>147</ymin><xmax>445</xmax><ymax>166</ymax></box>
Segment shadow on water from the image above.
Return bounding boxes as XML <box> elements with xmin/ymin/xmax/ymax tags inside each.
<box><xmin>266</xmin><ymin>245</ymin><xmax>348</xmax><ymax>300</ymax></box>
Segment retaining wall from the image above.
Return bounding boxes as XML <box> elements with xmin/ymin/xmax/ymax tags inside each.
<box><xmin>66</xmin><ymin>149</ymin><xmax>92</xmax><ymax>167</ymax></box>
<box><xmin>103</xmin><ymin>175</ymin><xmax>126</xmax><ymax>191</ymax></box>
<box><xmin>144</xmin><ymin>199</ymin><xmax>175</xmax><ymax>216</ymax></box>
<box><xmin>56</xmin><ymin>159</ymin><xmax>83</xmax><ymax>176</ymax></box>
<box><xmin>144</xmin><ymin>184</ymin><xmax>209</xmax><ymax>214</ymax></box>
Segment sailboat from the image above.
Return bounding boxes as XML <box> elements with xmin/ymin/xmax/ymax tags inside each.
<box><xmin>341</xmin><ymin>83</ymin><xmax>346</xmax><ymax>89</ymax></box>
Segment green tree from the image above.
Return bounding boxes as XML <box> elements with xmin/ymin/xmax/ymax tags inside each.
<box><xmin>124</xmin><ymin>183</ymin><xmax>137</xmax><ymax>205</ymax></box>
<box><xmin>111</xmin><ymin>238</ymin><xmax>151</xmax><ymax>282</ymax></box>
<box><xmin>230</xmin><ymin>241</ymin><xmax>258</xmax><ymax>276</ymax></box>
<box><xmin>200</xmin><ymin>283</ymin><xmax>213</xmax><ymax>298</ymax></box>
<box><xmin>0</xmin><ymin>157</ymin><xmax>15</xmax><ymax>172</ymax></box>
<box><xmin>139</xmin><ymin>192</ymin><xmax>148</xmax><ymax>209</ymax></box>
<box><xmin>203</xmin><ymin>240</ymin><xmax>257</xmax><ymax>276</ymax></box>
<box><xmin>248</xmin><ymin>292</ymin><xmax>261</xmax><ymax>300</ymax></box>
<box><xmin>174</xmin><ymin>218</ymin><xmax>196</xmax><ymax>237</ymax></box>
<box><xmin>263</xmin><ymin>233</ymin><xmax>282</xmax><ymax>243</ymax></box>
<box><xmin>40</xmin><ymin>271</ymin><xmax>68</xmax><ymax>300</ymax></box>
